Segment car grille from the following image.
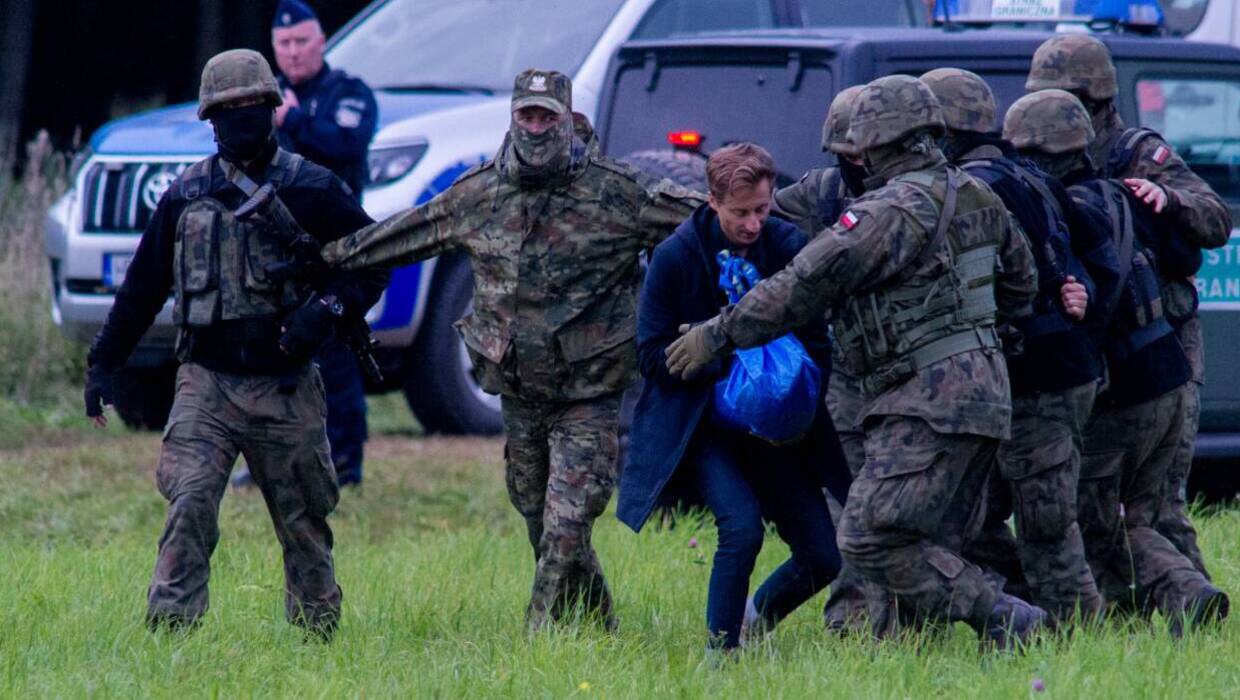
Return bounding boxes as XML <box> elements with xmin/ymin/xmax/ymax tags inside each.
<box><xmin>80</xmin><ymin>161</ymin><xmax>193</xmax><ymax>233</ymax></box>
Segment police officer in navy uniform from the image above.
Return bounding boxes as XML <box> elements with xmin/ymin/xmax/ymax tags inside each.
<box><xmin>265</xmin><ymin>0</ymin><xmax>379</xmax><ymax>487</ymax></box>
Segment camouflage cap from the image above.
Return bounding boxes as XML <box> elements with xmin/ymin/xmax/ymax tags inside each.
<box><xmin>197</xmin><ymin>49</ymin><xmax>282</xmax><ymax>120</ymax></box>
<box><xmin>919</xmin><ymin>68</ymin><xmax>996</xmax><ymax>133</ymax></box>
<box><xmin>1003</xmin><ymin>89</ymin><xmax>1095</xmax><ymax>155</ymax></box>
<box><xmin>847</xmin><ymin>75</ymin><xmax>945</xmax><ymax>152</ymax></box>
<box><xmin>511</xmin><ymin>69</ymin><xmax>571</xmax><ymax>115</ymax></box>
<box><xmin>1026</xmin><ymin>34</ymin><xmax>1117</xmax><ymax>101</ymax></box>
<box><xmin>822</xmin><ymin>85</ymin><xmax>866</xmax><ymax>156</ymax></box>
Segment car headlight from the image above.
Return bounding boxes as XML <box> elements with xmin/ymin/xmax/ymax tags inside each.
<box><xmin>367</xmin><ymin>142</ymin><xmax>428</xmax><ymax>188</ymax></box>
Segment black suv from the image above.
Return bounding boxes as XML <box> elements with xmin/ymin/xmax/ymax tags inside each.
<box><xmin>597</xmin><ymin>27</ymin><xmax>1240</xmax><ymax>498</ymax></box>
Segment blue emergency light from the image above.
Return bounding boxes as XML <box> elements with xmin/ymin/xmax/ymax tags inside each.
<box><xmin>933</xmin><ymin>0</ymin><xmax>1165</xmax><ymax>28</ymax></box>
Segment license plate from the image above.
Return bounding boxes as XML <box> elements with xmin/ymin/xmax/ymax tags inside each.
<box><xmin>1197</xmin><ymin>233</ymin><xmax>1240</xmax><ymax>310</ymax></box>
<box><xmin>102</xmin><ymin>253</ymin><xmax>133</xmax><ymax>290</ymax></box>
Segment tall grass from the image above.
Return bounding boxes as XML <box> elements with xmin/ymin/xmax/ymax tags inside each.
<box><xmin>1</xmin><ymin>431</ymin><xmax>1238</xmax><ymax>698</ymax></box>
<box><xmin>0</xmin><ymin>132</ymin><xmax>85</xmax><ymax>403</ymax></box>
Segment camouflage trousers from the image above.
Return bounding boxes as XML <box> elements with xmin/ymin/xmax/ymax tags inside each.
<box><xmin>1079</xmin><ymin>385</ymin><xmax>1212</xmax><ymax>618</ymax></box>
<box><xmin>148</xmin><ymin>363</ymin><xmax>341</xmax><ymax>634</ymax></box>
<box><xmin>964</xmin><ymin>382</ymin><xmax>1103</xmax><ymax>623</ymax></box>
<box><xmin>837</xmin><ymin>416</ymin><xmax>1001</xmax><ymax>635</ymax></box>
<box><xmin>821</xmin><ymin>365</ymin><xmax>888</xmax><ymax>635</ymax></box>
<box><xmin>1157</xmin><ymin>378</ymin><xmax>1210</xmax><ymax>577</ymax></box>
<box><xmin>501</xmin><ymin>393</ymin><xmax>620</xmax><ymax>631</ymax></box>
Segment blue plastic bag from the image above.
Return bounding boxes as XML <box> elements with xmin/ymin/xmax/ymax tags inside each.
<box><xmin>711</xmin><ymin>251</ymin><xmax>822</xmax><ymax>443</ymax></box>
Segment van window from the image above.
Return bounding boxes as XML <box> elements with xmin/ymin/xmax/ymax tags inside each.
<box><xmin>1136</xmin><ymin>77</ymin><xmax>1240</xmax><ymax>203</ymax></box>
<box><xmin>799</xmin><ymin>0</ymin><xmax>929</xmax><ymax>27</ymax></box>
<box><xmin>329</xmin><ymin>0</ymin><xmax>626</xmax><ymax>92</ymax></box>
<box><xmin>632</xmin><ymin>0</ymin><xmax>777</xmax><ymax>39</ymax></box>
<box><xmin>602</xmin><ymin>54</ymin><xmax>834</xmax><ymax>181</ymax></box>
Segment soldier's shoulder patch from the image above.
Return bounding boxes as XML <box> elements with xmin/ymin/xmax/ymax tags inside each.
<box><xmin>839</xmin><ymin>209</ymin><xmax>860</xmax><ymax>230</ymax></box>
<box><xmin>1150</xmin><ymin>145</ymin><xmax>1171</xmax><ymax>165</ymax></box>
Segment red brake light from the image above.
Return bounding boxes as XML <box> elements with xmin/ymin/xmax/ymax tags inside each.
<box><xmin>667</xmin><ymin>130</ymin><xmax>703</xmax><ymax>149</ymax></box>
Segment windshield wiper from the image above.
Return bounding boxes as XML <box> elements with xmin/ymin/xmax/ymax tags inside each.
<box><xmin>380</xmin><ymin>83</ymin><xmax>497</xmax><ymax>95</ymax></box>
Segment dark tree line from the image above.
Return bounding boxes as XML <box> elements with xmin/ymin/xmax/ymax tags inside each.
<box><xmin>0</xmin><ymin>0</ymin><xmax>373</xmax><ymax>162</ymax></box>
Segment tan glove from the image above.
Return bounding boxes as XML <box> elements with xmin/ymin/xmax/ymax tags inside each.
<box><xmin>665</xmin><ymin>317</ymin><xmax>729</xmax><ymax>380</ymax></box>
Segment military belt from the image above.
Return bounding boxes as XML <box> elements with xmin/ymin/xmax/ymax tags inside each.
<box><xmin>861</xmin><ymin>325</ymin><xmax>1000</xmax><ymax>396</ymax></box>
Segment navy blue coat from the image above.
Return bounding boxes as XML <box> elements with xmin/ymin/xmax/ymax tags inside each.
<box><xmin>617</xmin><ymin>205</ymin><xmax>851</xmax><ymax>533</ymax></box>
<box><xmin>277</xmin><ymin>64</ymin><xmax>378</xmax><ymax>199</ymax></box>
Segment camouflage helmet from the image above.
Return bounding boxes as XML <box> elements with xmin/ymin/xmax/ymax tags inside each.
<box><xmin>847</xmin><ymin>75</ymin><xmax>945</xmax><ymax>152</ymax></box>
<box><xmin>1003</xmin><ymin>89</ymin><xmax>1095</xmax><ymax>155</ymax></box>
<box><xmin>919</xmin><ymin>68</ymin><xmax>996</xmax><ymax>133</ymax></box>
<box><xmin>1026</xmin><ymin>34</ymin><xmax>1117</xmax><ymax>101</ymax></box>
<box><xmin>197</xmin><ymin>49</ymin><xmax>282</xmax><ymax>120</ymax></box>
<box><xmin>822</xmin><ymin>85</ymin><xmax>866</xmax><ymax>156</ymax></box>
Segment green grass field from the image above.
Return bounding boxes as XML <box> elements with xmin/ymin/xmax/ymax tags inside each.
<box><xmin>2</xmin><ymin>394</ymin><xmax>1238</xmax><ymax>699</ymax></box>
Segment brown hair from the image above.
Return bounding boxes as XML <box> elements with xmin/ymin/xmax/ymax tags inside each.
<box><xmin>706</xmin><ymin>143</ymin><xmax>776</xmax><ymax>201</ymax></box>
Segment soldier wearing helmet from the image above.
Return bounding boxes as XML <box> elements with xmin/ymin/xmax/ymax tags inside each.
<box><xmin>1028</xmin><ymin>33</ymin><xmax>1228</xmax><ymax>582</ymax></box>
<box><xmin>665</xmin><ymin>75</ymin><xmax>1044</xmax><ymax>647</ymax></box>
<box><xmin>768</xmin><ymin>84</ymin><xmax>878</xmax><ymax>636</ymax></box>
<box><xmin>922</xmin><ymin>68</ymin><xmax>1115</xmax><ymax>625</ymax></box>
<box><xmin>1006</xmin><ymin>89</ymin><xmax>1229</xmax><ymax>635</ymax></box>
<box><xmin>83</xmin><ymin>49</ymin><xmax>389</xmax><ymax>638</ymax></box>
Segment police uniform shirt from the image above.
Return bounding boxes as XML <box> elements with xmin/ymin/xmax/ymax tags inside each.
<box><xmin>277</xmin><ymin>64</ymin><xmax>378</xmax><ymax>199</ymax></box>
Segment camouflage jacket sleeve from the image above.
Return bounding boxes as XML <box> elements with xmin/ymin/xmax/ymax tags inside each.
<box><xmin>1130</xmin><ymin>134</ymin><xmax>1232</xmax><ymax>249</ymax></box>
<box><xmin>772</xmin><ymin>168</ymin><xmax>830</xmax><ymax>235</ymax></box>
<box><xmin>995</xmin><ymin>211</ymin><xmax>1038</xmax><ymax>324</ymax></box>
<box><xmin>636</xmin><ymin>179</ymin><xmax>707</xmax><ymax>246</ymax></box>
<box><xmin>321</xmin><ymin>172</ymin><xmax>479</xmax><ymax>270</ymax></box>
<box><xmin>719</xmin><ymin>193</ymin><xmax>931</xmax><ymax>349</ymax></box>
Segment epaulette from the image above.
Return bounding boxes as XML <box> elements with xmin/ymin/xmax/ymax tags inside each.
<box><xmin>589</xmin><ymin>155</ymin><xmax>645</xmax><ymax>182</ymax></box>
<box><xmin>891</xmin><ymin>170</ymin><xmax>936</xmax><ymax>189</ymax></box>
<box><xmin>455</xmin><ymin>159</ymin><xmax>497</xmax><ymax>184</ymax></box>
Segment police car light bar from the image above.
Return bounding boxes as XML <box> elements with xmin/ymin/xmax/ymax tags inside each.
<box><xmin>933</xmin><ymin>0</ymin><xmax>1164</xmax><ymax>29</ymax></box>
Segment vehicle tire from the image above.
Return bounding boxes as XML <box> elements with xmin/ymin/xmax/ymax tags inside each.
<box><xmin>113</xmin><ymin>366</ymin><xmax>176</xmax><ymax>431</ymax></box>
<box><xmin>621</xmin><ymin>149</ymin><xmax>708</xmax><ymax>191</ymax></box>
<box><xmin>403</xmin><ymin>257</ymin><xmax>504</xmax><ymax>435</ymax></box>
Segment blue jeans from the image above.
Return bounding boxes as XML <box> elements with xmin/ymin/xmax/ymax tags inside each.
<box><xmin>688</xmin><ymin>422</ymin><xmax>841</xmax><ymax>648</ymax></box>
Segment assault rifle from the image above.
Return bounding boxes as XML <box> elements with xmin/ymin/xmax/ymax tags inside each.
<box><xmin>234</xmin><ymin>183</ymin><xmax>384</xmax><ymax>384</ymax></box>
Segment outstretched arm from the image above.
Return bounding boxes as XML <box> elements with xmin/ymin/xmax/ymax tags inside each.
<box><xmin>323</xmin><ymin>184</ymin><xmax>469</xmax><ymax>271</ymax></box>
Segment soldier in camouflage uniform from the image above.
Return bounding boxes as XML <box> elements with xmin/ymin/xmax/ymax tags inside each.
<box><xmin>321</xmin><ymin>69</ymin><xmax>703</xmax><ymax>631</ymax></box>
<box><xmin>1006</xmin><ymin>89</ymin><xmax>1228</xmax><ymax>634</ymax></box>
<box><xmin>83</xmin><ymin>50</ymin><xmax>388</xmax><ymax>638</ymax></box>
<box><xmin>667</xmin><ymin>75</ymin><xmax>1045</xmax><ymax>647</ymax></box>
<box><xmin>922</xmin><ymin>68</ymin><xmax>1112</xmax><ymax>624</ymax></box>
<box><xmin>771</xmin><ymin>85</ymin><xmax>885</xmax><ymax>636</ymax></box>
<box><xmin>1028</xmin><ymin>34</ymin><xmax>1232</xmax><ymax>578</ymax></box>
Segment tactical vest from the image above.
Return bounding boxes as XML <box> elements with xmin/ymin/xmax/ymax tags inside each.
<box><xmin>1071</xmin><ymin>180</ymin><xmax>1173</xmax><ymax>361</ymax></box>
<box><xmin>835</xmin><ymin>167</ymin><xmax>1001</xmax><ymax>396</ymax></box>
<box><xmin>962</xmin><ymin>157</ymin><xmax>1080</xmax><ymax>342</ymax></box>
<box><xmin>172</xmin><ymin>150</ymin><xmax>306</xmax><ymax>329</ymax></box>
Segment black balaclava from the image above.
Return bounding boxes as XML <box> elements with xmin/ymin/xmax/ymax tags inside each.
<box><xmin>838</xmin><ymin>158</ymin><xmax>869</xmax><ymax>198</ymax></box>
<box><xmin>212</xmin><ymin>104</ymin><xmax>276</xmax><ymax>164</ymax></box>
<box><xmin>1027</xmin><ymin>149</ymin><xmax>1094</xmax><ymax>182</ymax></box>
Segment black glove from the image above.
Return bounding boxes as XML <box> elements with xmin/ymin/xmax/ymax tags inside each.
<box><xmin>279</xmin><ymin>295</ymin><xmax>341</xmax><ymax>362</ymax></box>
<box><xmin>84</xmin><ymin>364</ymin><xmax>116</xmax><ymax>418</ymax></box>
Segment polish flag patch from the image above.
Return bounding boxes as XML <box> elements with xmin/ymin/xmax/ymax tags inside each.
<box><xmin>1151</xmin><ymin>145</ymin><xmax>1170</xmax><ymax>165</ymax></box>
<box><xmin>839</xmin><ymin>210</ymin><xmax>860</xmax><ymax>230</ymax></box>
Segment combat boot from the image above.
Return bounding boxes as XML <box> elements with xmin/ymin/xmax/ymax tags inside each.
<box><xmin>980</xmin><ymin>593</ymin><xmax>1047</xmax><ymax>652</ymax></box>
<box><xmin>1169</xmin><ymin>584</ymin><xmax>1230</xmax><ymax>638</ymax></box>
